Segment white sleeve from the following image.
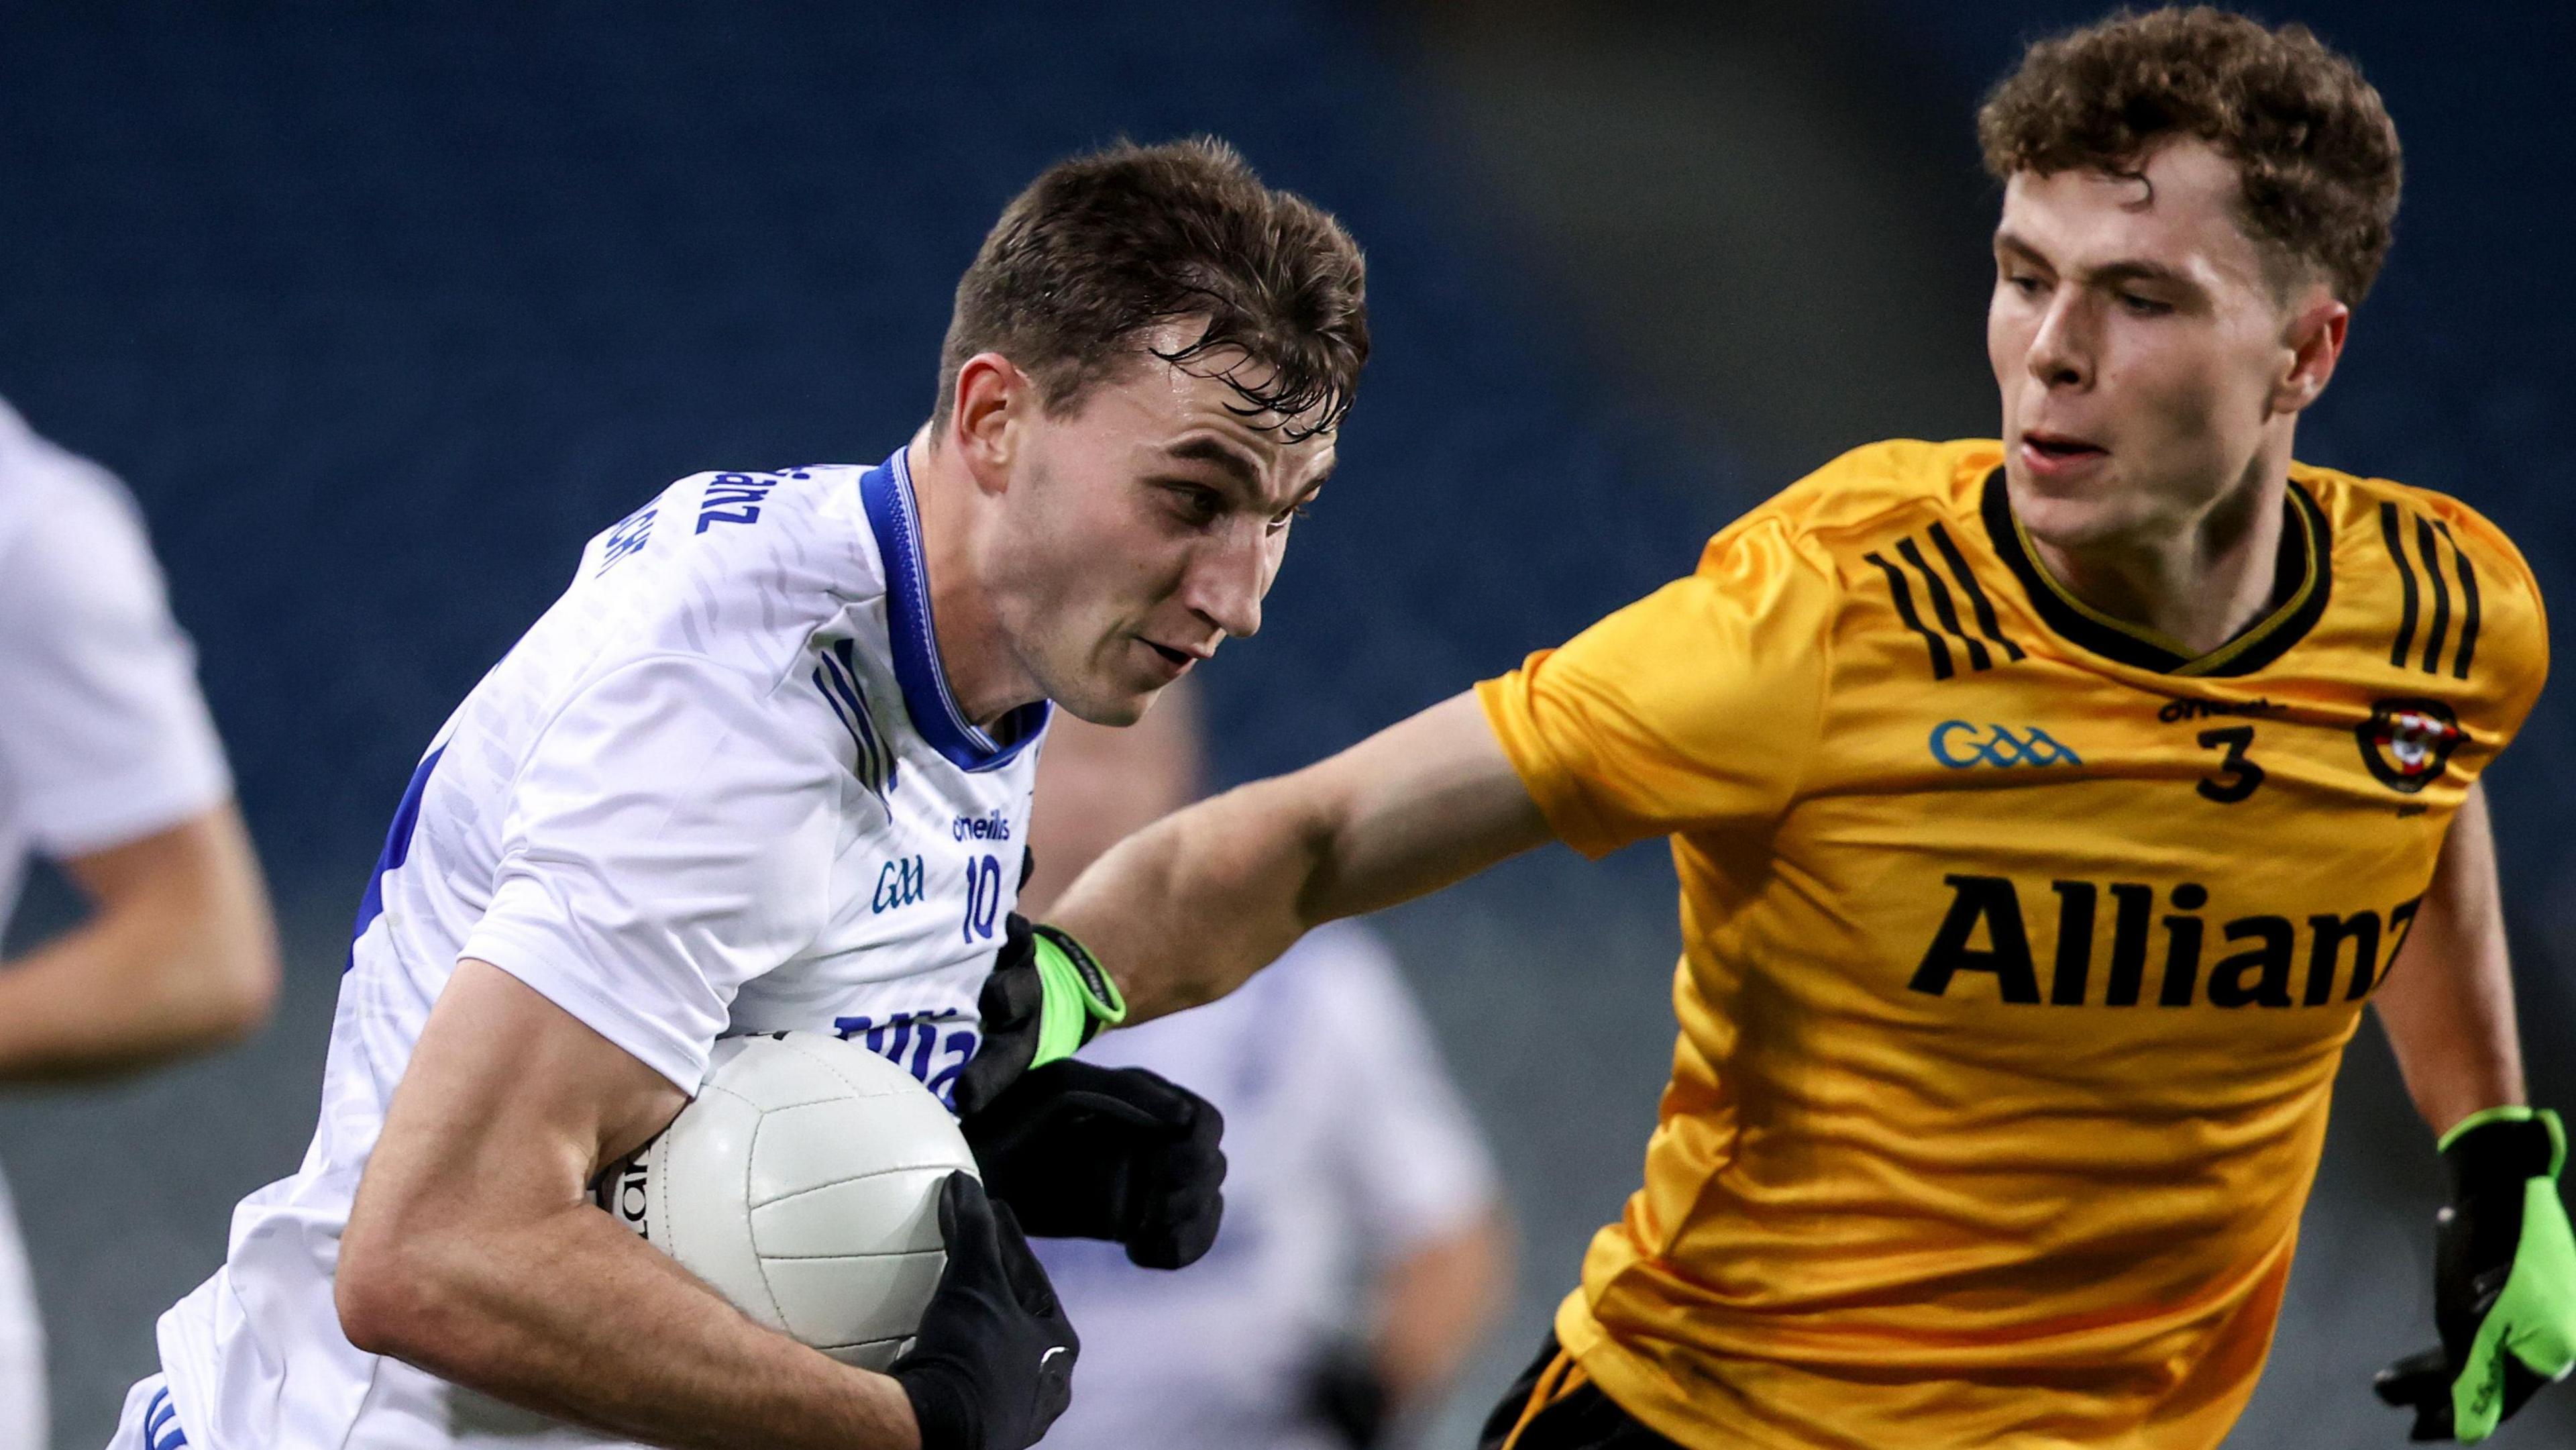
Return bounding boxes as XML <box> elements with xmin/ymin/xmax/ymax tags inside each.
<box><xmin>457</xmin><ymin>654</ymin><xmax>844</xmax><ymax>1092</ymax></box>
<box><xmin>0</xmin><ymin>472</ymin><xmax>231</xmax><ymax>856</ymax></box>
<box><xmin>1307</xmin><ymin>925</ymin><xmax>1503</xmax><ymax>1259</ymax></box>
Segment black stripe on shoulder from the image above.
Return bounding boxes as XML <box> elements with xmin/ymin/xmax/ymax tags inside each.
<box><xmin>2436</xmin><ymin>519</ymin><xmax>2481</xmax><ymax>679</ymax></box>
<box><xmin>1894</xmin><ymin>536</ymin><xmax>1991</xmax><ymax>672</ymax></box>
<box><xmin>2378</xmin><ymin>503</ymin><xmax>2420</xmax><ymax>668</ymax></box>
<box><xmin>2414</xmin><ymin>515</ymin><xmax>2452</xmax><ymax>676</ymax></box>
<box><xmin>1864</xmin><ymin>550</ymin><xmax>1954</xmax><ymax>680</ymax></box>
<box><xmin>1925</xmin><ymin>521</ymin><xmax>2026</xmax><ymax>662</ymax></box>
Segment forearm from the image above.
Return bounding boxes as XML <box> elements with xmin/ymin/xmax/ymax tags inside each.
<box><xmin>343</xmin><ymin>1197</ymin><xmax>916</xmax><ymax>1450</ymax></box>
<box><xmin>345</xmin><ymin>962</ymin><xmax>921</xmax><ymax>1449</ymax></box>
<box><xmin>1051</xmin><ymin>692</ymin><xmax>1550</xmax><ymax>1024</ymax></box>
<box><xmin>2372</xmin><ymin>784</ymin><xmax>2526</xmax><ymax>1136</ymax></box>
<box><xmin>0</xmin><ymin>807</ymin><xmax>278</xmax><ymax>1082</ymax></box>
<box><xmin>1051</xmin><ymin>773</ymin><xmax>1336</xmax><ymax>1023</ymax></box>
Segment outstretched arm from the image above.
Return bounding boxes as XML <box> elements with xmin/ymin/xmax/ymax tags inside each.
<box><xmin>1049</xmin><ymin>692</ymin><xmax>1552</xmax><ymax>1023</ymax></box>
<box><xmin>2373</xmin><ymin>782</ymin><xmax>2525</xmax><ymax>1134</ymax></box>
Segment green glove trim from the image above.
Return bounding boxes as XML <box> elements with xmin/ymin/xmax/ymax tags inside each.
<box><xmin>1028</xmin><ymin>925</ymin><xmax>1126</xmax><ymax>1070</ymax></box>
<box><xmin>2452</xmin><ymin>1175</ymin><xmax>2576</xmax><ymax>1441</ymax></box>
<box><xmin>2442</xmin><ymin>1106</ymin><xmax>2567</xmax><ymax>1176</ymax></box>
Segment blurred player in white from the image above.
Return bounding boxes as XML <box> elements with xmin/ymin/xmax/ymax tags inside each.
<box><xmin>1023</xmin><ymin>684</ymin><xmax>1510</xmax><ymax>1450</ymax></box>
<box><xmin>109</xmin><ymin>139</ymin><xmax>1368</xmax><ymax>1450</ymax></box>
<box><xmin>0</xmin><ymin>396</ymin><xmax>281</xmax><ymax>1449</ymax></box>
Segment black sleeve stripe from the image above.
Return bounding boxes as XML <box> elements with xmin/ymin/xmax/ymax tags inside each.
<box><xmin>2415</xmin><ymin>515</ymin><xmax>2452</xmax><ymax>676</ymax></box>
<box><xmin>1925</xmin><ymin>522</ymin><xmax>2027</xmax><ymax>662</ymax></box>
<box><xmin>1895</xmin><ymin>537</ymin><xmax>1992</xmax><ymax>672</ymax></box>
<box><xmin>1865</xmin><ymin>551</ymin><xmax>1954</xmax><ymax>680</ymax></box>
<box><xmin>2436</xmin><ymin>520</ymin><xmax>2481</xmax><ymax>679</ymax></box>
<box><xmin>2379</xmin><ymin>502</ymin><xmax>2420</xmax><ymax>668</ymax></box>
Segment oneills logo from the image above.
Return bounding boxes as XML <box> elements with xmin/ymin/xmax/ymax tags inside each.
<box><xmin>2356</xmin><ymin>698</ymin><xmax>2462</xmax><ymax>794</ymax></box>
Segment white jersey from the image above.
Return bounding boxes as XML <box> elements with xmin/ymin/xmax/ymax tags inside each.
<box><xmin>154</xmin><ymin>446</ymin><xmax>1049</xmax><ymax>1450</ymax></box>
<box><xmin>0</xmin><ymin>396</ymin><xmax>234</xmax><ymax>1450</ymax></box>
<box><xmin>1033</xmin><ymin>921</ymin><xmax>1499</xmax><ymax>1450</ymax></box>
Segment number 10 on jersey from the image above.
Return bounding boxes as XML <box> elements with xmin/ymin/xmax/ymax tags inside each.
<box><xmin>961</xmin><ymin>853</ymin><xmax>1004</xmax><ymax>942</ymax></box>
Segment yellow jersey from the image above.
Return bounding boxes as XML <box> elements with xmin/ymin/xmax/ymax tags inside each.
<box><xmin>1474</xmin><ymin>439</ymin><xmax>2549</xmax><ymax>1449</ymax></box>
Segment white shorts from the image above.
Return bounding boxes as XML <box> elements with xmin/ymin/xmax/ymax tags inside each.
<box><xmin>106</xmin><ymin>1374</ymin><xmax>188</xmax><ymax>1450</ymax></box>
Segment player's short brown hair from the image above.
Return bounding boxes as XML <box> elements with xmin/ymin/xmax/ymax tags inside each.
<box><xmin>936</xmin><ymin>138</ymin><xmax>1368</xmax><ymax>442</ymax></box>
<box><xmin>1978</xmin><ymin>6</ymin><xmax>2402</xmax><ymax>304</ymax></box>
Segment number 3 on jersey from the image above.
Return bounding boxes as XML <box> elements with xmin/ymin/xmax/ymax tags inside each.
<box><xmin>2196</xmin><ymin>726</ymin><xmax>2265</xmax><ymax>804</ymax></box>
<box><xmin>961</xmin><ymin>853</ymin><xmax>1003</xmax><ymax>941</ymax></box>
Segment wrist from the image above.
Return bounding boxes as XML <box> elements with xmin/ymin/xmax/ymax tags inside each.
<box><xmin>1028</xmin><ymin>925</ymin><xmax>1124</xmax><ymax>1068</ymax></box>
<box><xmin>2439</xmin><ymin>1106</ymin><xmax>2564</xmax><ymax>1202</ymax></box>
<box><xmin>894</xmin><ymin>1361</ymin><xmax>975</xmax><ymax>1450</ymax></box>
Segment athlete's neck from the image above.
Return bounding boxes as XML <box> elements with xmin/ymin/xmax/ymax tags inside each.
<box><xmin>2025</xmin><ymin>454</ymin><xmax>2288</xmax><ymax>658</ymax></box>
<box><xmin>902</xmin><ymin>433</ymin><xmax>1045</xmax><ymax>729</ymax></box>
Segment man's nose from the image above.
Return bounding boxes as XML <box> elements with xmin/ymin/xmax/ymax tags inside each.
<box><xmin>2026</xmin><ymin>292</ymin><xmax>2094</xmax><ymax>391</ymax></box>
<box><xmin>1183</xmin><ymin>527</ymin><xmax>1269</xmax><ymax>639</ymax></box>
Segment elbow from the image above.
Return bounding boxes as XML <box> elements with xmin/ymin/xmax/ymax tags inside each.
<box><xmin>168</xmin><ymin>808</ymin><xmax>284</xmax><ymax>1049</ymax></box>
<box><xmin>337</xmin><ymin>1180</ymin><xmax>467</xmax><ymax>1369</ymax></box>
<box><xmin>152</xmin><ymin>904</ymin><xmax>282</xmax><ymax>1052</ymax></box>
<box><xmin>203</xmin><ymin>932</ymin><xmax>283</xmax><ymax>1045</ymax></box>
<box><xmin>335</xmin><ymin>1224</ymin><xmax>469</xmax><ymax>1369</ymax></box>
<box><xmin>334</xmin><ymin>1233</ymin><xmax>425</xmax><ymax>1360</ymax></box>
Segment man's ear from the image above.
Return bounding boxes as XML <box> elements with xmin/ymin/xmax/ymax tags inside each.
<box><xmin>948</xmin><ymin>352</ymin><xmax>1029</xmax><ymax>495</ymax></box>
<box><xmin>2272</xmin><ymin>290</ymin><xmax>2349</xmax><ymax>417</ymax></box>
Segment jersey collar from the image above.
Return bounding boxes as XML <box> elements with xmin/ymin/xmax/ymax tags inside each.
<box><xmin>858</xmin><ymin>448</ymin><xmax>1049</xmax><ymax>772</ymax></box>
<box><xmin>1978</xmin><ymin>467</ymin><xmax>2333</xmax><ymax>678</ymax></box>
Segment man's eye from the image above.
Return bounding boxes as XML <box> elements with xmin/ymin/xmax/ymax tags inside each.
<box><xmin>1268</xmin><ymin>503</ymin><xmax>1313</xmax><ymax>533</ymax></box>
<box><xmin>2118</xmin><ymin>293</ymin><xmax>2172</xmax><ymax>316</ymax></box>
<box><xmin>2003</xmin><ymin>271</ymin><xmax>2045</xmax><ymax>296</ymax></box>
<box><xmin>1164</xmin><ymin>485</ymin><xmax>1221</xmax><ymax>525</ymax></box>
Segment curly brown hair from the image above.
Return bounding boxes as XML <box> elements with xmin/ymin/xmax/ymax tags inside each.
<box><xmin>1978</xmin><ymin>7</ymin><xmax>2402</xmax><ymax>304</ymax></box>
<box><xmin>935</xmin><ymin>138</ymin><xmax>1368</xmax><ymax>442</ymax></box>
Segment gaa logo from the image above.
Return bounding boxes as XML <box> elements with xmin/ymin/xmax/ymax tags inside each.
<box><xmin>1928</xmin><ymin>721</ymin><xmax>2083</xmax><ymax>770</ymax></box>
<box><xmin>2355</xmin><ymin>697</ymin><xmax>2462</xmax><ymax>794</ymax></box>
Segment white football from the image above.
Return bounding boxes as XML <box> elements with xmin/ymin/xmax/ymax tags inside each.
<box><xmin>596</xmin><ymin>1031</ymin><xmax>978</xmax><ymax>1369</ymax></box>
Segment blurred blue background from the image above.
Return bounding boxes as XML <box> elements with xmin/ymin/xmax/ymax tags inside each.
<box><xmin>1</xmin><ymin>2</ymin><xmax>2567</xmax><ymax>1445</ymax></box>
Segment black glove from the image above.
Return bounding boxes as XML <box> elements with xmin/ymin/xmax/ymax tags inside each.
<box><xmin>961</xmin><ymin>1056</ymin><xmax>1226</xmax><ymax>1270</ymax></box>
<box><xmin>891</xmin><ymin>1172</ymin><xmax>1079</xmax><ymax>1450</ymax></box>
<box><xmin>1305</xmin><ymin>1338</ymin><xmax>1393</xmax><ymax>1448</ymax></box>
<box><xmin>2375</xmin><ymin>1108</ymin><xmax>2576</xmax><ymax>1443</ymax></box>
<box><xmin>955</xmin><ymin>914</ymin><xmax>1126</xmax><ymax>1117</ymax></box>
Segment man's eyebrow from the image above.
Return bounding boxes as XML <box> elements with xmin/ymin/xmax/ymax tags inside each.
<box><xmin>2085</xmin><ymin>258</ymin><xmax>2194</xmax><ymax>289</ymax></box>
<box><xmin>1164</xmin><ymin>437</ymin><xmax>1260</xmax><ymax>489</ymax></box>
<box><xmin>1994</xmin><ymin>230</ymin><xmax>2047</xmax><ymax>265</ymax></box>
<box><xmin>1994</xmin><ymin>231</ymin><xmax>2194</xmax><ymax>289</ymax></box>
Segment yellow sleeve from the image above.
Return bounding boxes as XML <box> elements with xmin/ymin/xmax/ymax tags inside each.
<box><xmin>1475</xmin><ymin>514</ymin><xmax>1834</xmax><ymax>858</ymax></box>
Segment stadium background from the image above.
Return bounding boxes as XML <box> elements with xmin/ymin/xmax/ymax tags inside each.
<box><xmin>1</xmin><ymin>1</ymin><xmax>2568</xmax><ymax>1445</ymax></box>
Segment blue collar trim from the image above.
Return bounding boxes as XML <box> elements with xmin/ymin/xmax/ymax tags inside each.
<box><xmin>858</xmin><ymin>448</ymin><xmax>1049</xmax><ymax>773</ymax></box>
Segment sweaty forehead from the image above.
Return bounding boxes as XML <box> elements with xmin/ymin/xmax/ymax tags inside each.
<box><xmin>1120</xmin><ymin>351</ymin><xmax>1338</xmax><ymax>480</ymax></box>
